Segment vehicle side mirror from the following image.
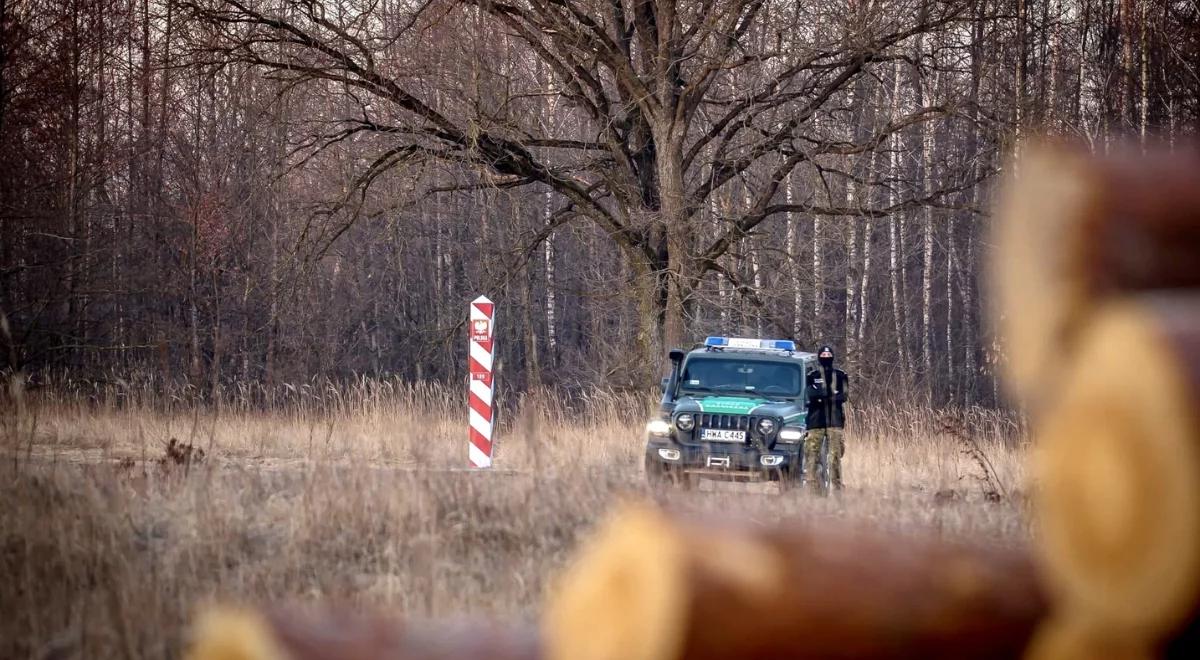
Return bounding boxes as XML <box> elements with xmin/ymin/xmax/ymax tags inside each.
<box><xmin>660</xmin><ymin>377</ymin><xmax>670</xmax><ymax>394</ymax></box>
<box><xmin>668</xmin><ymin>348</ymin><xmax>685</xmax><ymax>363</ymax></box>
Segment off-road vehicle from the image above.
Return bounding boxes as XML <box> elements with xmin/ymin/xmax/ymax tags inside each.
<box><xmin>644</xmin><ymin>337</ymin><xmax>818</xmax><ymax>490</ymax></box>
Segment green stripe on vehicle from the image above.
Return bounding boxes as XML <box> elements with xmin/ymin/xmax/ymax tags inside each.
<box><xmin>696</xmin><ymin>397</ymin><xmax>768</xmax><ymax>414</ymax></box>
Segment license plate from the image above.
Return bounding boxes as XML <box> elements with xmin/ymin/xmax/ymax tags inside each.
<box><xmin>700</xmin><ymin>429</ymin><xmax>746</xmax><ymax>442</ymax></box>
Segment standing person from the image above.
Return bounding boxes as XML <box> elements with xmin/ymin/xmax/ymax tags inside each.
<box><xmin>804</xmin><ymin>345</ymin><xmax>850</xmax><ymax>494</ymax></box>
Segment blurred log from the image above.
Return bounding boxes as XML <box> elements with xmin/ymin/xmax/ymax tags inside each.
<box><xmin>1033</xmin><ymin>293</ymin><xmax>1200</xmax><ymax>648</ymax></box>
<box><xmin>990</xmin><ymin>141</ymin><xmax>1200</xmax><ymax>414</ymax></box>
<box><xmin>187</xmin><ymin>607</ymin><xmax>541</xmax><ymax>660</ymax></box>
<box><xmin>1025</xmin><ymin>615</ymin><xmax>1152</xmax><ymax>660</ymax></box>
<box><xmin>544</xmin><ymin>503</ymin><xmax>1045</xmax><ymax>660</ymax></box>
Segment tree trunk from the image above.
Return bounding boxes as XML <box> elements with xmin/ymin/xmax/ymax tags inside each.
<box><xmin>1120</xmin><ymin>0</ymin><xmax>1137</xmax><ymax>132</ymax></box>
<box><xmin>845</xmin><ymin>179</ymin><xmax>859</xmax><ymax>366</ymax></box>
<box><xmin>1016</xmin><ymin>0</ymin><xmax>1027</xmax><ymax>147</ymax></box>
<box><xmin>1139</xmin><ymin>0</ymin><xmax>1148</xmax><ymax>146</ymax></box>
<box><xmin>946</xmin><ymin>220</ymin><xmax>956</xmax><ymax>401</ymax></box>
<box><xmin>657</xmin><ymin>132</ymin><xmax>689</xmax><ymax>354</ymax></box>
<box><xmin>634</xmin><ymin>257</ymin><xmax>665</xmax><ymax>379</ymax></box>
<box><xmin>916</xmin><ymin>45</ymin><xmax>942</xmax><ymax>401</ymax></box>
<box><xmin>857</xmin><ymin>219</ymin><xmax>873</xmax><ymax>358</ymax></box>
<box><xmin>210</xmin><ymin>270</ymin><xmax>222</xmax><ymax>404</ymax></box>
<box><xmin>522</xmin><ymin>261</ymin><xmax>540</xmax><ymax>388</ymax></box>
<box><xmin>888</xmin><ymin>62</ymin><xmax>909</xmax><ymax>377</ymax></box>
<box><xmin>812</xmin><ymin>217</ymin><xmax>824</xmax><ymax>324</ymax></box>
<box><xmin>857</xmin><ymin>152</ymin><xmax>878</xmax><ymax>358</ymax></box>
<box><xmin>745</xmin><ymin>188</ymin><xmax>763</xmax><ymax>337</ymax></box>
<box><xmin>543</xmin><ymin>191</ymin><xmax>557</xmax><ymax>363</ymax></box>
<box><xmin>785</xmin><ymin>175</ymin><xmax>802</xmax><ymax>339</ymax></box>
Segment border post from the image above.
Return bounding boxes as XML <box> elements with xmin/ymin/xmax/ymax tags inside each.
<box><xmin>468</xmin><ymin>296</ymin><xmax>496</xmax><ymax>468</ymax></box>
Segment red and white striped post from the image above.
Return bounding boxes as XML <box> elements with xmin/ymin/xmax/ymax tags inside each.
<box><xmin>468</xmin><ymin>296</ymin><xmax>496</xmax><ymax>468</ymax></box>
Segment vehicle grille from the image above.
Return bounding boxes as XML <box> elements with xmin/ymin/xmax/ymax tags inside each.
<box><xmin>699</xmin><ymin>414</ymin><xmax>750</xmax><ymax>431</ymax></box>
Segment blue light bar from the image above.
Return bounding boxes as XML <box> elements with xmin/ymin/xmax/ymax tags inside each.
<box><xmin>705</xmin><ymin>336</ymin><xmax>796</xmax><ymax>351</ymax></box>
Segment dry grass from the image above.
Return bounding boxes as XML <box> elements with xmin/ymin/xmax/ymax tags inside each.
<box><xmin>1</xmin><ymin>378</ymin><xmax>1031</xmax><ymax>659</ymax></box>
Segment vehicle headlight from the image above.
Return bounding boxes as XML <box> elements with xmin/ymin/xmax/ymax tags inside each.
<box><xmin>646</xmin><ymin>419</ymin><xmax>671</xmax><ymax>436</ymax></box>
<box><xmin>676</xmin><ymin>413</ymin><xmax>695</xmax><ymax>431</ymax></box>
<box><xmin>757</xmin><ymin>418</ymin><xmax>778</xmax><ymax>436</ymax></box>
<box><xmin>777</xmin><ymin>427</ymin><xmax>805</xmax><ymax>443</ymax></box>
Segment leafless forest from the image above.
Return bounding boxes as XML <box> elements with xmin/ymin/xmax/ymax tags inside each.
<box><xmin>2</xmin><ymin>0</ymin><xmax>1198</xmax><ymax>404</ymax></box>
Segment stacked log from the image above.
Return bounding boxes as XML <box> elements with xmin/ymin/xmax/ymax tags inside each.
<box><xmin>544</xmin><ymin>503</ymin><xmax>1045</xmax><ymax>660</ymax></box>
<box><xmin>989</xmin><ymin>142</ymin><xmax>1200</xmax><ymax>416</ymax></box>
<box><xmin>991</xmin><ymin>141</ymin><xmax>1200</xmax><ymax>658</ymax></box>
<box><xmin>186</xmin><ymin>607</ymin><xmax>540</xmax><ymax>660</ymax></box>
<box><xmin>1026</xmin><ymin>294</ymin><xmax>1200</xmax><ymax>658</ymax></box>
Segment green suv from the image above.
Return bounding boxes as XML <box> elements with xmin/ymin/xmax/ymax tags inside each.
<box><xmin>644</xmin><ymin>337</ymin><xmax>816</xmax><ymax>490</ymax></box>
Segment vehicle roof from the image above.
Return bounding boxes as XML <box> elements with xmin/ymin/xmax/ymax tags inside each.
<box><xmin>685</xmin><ymin>346</ymin><xmax>816</xmax><ymax>363</ymax></box>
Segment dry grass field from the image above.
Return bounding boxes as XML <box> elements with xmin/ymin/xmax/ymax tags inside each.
<box><xmin>1</xmin><ymin>378</ymin><xmax>1031</xmax><ymax>659</ymax></box>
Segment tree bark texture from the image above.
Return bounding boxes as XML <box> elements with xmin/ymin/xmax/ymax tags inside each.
<box><xmin>188</xmin><ymin>608</ymin><xmax>541</xmax><ymax>660</ymax></box>
<box><xmin>545</xmin><ymin>504</ymin><xmax>1046</xmax><ymax>660</ymax></box>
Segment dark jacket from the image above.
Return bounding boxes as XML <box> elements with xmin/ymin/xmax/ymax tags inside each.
<box><xmin>805</xmin><ymin>366</ymin><xmax>849</xmax><ymax>429</ymax></box>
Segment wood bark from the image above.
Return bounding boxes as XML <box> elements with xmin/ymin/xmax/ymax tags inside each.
<box><xmin>991</xmin><ymin>141</ymin><xmax>1200</xmax><ymax>413</ymax></box>
<box><xmin>785</xmin><ymin>175</ymin><xmax>801</xmax><ymax>339</ymax></box>
<box><xmin>188</xmin><ymin>607</ymin><xmax>541</xmax><ymax>660</ymax></box>
<box><xmin>544</xmin><ymin>191</ymin><xmax>557</xmax><ymax>360</ymax></box>
<box><xmin>545</xmin><ymin>504</ymin><xmax>1045</xmax><ymax>660</ymax></box>
<box><xmin>887</xmin><ymin>62</ymin><xmax>909</xmax><ymax>377</ymax></box>
<box><xmin>846</xmin><ymin>178</ymin><xmax>860</xmax><ymax>362</ymax></box>
<box><xmin>1033</xmin><ymin>292</ymin><xmax>1200</xmax><ymax>648</ymax></box>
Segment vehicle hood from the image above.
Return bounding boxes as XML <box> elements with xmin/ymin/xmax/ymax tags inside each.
<box><xmin>672</xmin><ymin>395</ymin><xmax>806</xmax><ymax>425</ymax></box>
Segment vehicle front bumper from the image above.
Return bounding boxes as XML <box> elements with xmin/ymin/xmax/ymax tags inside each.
<box><xmin>645</xmin><ymin>436</ymin><xmax>803</xmax><ymax>480</ymax></box>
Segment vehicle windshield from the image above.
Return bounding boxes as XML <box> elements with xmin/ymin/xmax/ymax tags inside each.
<box><xmin>679</xmin><ymin>357</ymin><xmax>803</xmax><ymax>397</ymax></box>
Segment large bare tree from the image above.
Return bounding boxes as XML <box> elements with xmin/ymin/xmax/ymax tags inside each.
<box><xmin>6</xmin><ymin>0</ymin><xmax>1198</xmax><ymax>402</ymax></box>
<box><xmin>179</xmin><ymin>0</ymin><xmax>975</xmax><ymax>377</ymax></box>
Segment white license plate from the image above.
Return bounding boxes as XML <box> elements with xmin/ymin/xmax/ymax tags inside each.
<box><xmin>700</xmin><ymin>429</ymin><xmax>746</xmax><ymax>442</ymax></box>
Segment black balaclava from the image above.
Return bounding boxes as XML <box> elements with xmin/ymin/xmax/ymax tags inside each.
<box><xmin>818</xmin><ymin>345</ymin><xmax>835</xmax><ymax>370</ymax></box>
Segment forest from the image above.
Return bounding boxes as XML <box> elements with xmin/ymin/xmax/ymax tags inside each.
<box><xmin>2</xmin><ymin>0</ymin><xmax>1198</xmax><ymax>406</ymax></box>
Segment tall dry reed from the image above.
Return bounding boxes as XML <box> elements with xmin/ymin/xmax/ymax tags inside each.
<box><xmin>1</xmin><ymin>377</ymin><xmax>1031</xmax><ymax>659</ymax></box>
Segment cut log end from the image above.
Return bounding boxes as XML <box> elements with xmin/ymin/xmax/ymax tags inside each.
<box><xmin>544</xmin><ymin>504</ymin><xmax>689</xmax><ymax>660</ymax></box>
<box><xmin>991</xmin><ymin>142</ymin><xmax>1097</xmax><ymax>411</ymax></box>
<box><xmin>187</xmin><ymin>608</ymin><xmax>288</xmax><ymax>660</ymax></box>
<box><xmin>991</xmin><ymin>141</ymin><xmax>1200</xmax><ymax>413</ymax></box>
<box><xmin>1034</xmin><ymin>295</ymin><xmax>1200</xmax><ymax>637</ymax></box>
<box><xmin>1025</xmin><ymin>615</ymin><xmax>1154</xmax><ymax>660</ymax></box>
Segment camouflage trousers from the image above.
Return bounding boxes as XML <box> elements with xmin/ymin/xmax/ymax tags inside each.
<box><xmin>804</xmin><ymin>427</ymin><xmax>845</xmax><ymax>492</ymax></box>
